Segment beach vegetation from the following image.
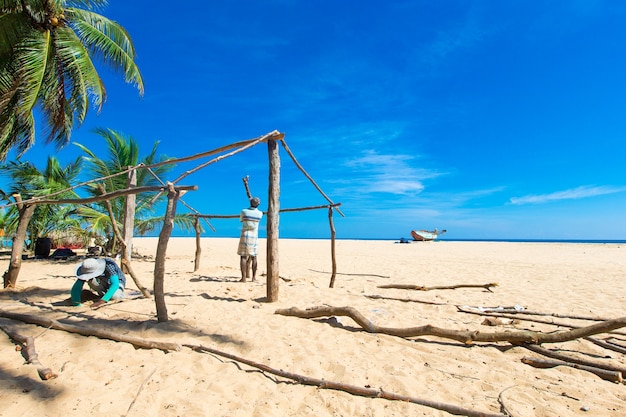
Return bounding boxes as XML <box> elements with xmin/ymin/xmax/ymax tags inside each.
<box><xmin>74</xmin><ymin>127</ymin><xmax>195</xmax><ymax>254</ymax></box>
<box><xmin>0</xmin><ymin>154</ymin><xmax>84</xmax><ymax>249</ymax></box>
<box><xmin>0</xmin><ymin>0</ymin><xmax>143</xmax><ymax>161</ymax></box>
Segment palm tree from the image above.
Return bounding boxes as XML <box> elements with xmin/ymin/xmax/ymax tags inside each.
<box><xmin>0</xmin><ymin>0</ymin><xmax>143</xmax><ymax>160</ymax></box>
<box><xmin>75</xmin><ymin>128</ymin><xmax>195</xmax><ymax>254</ymax></box>
<box><xmin>0</xmin><ymin>154</ymin><xmax>84</xmax><ymax>248</ymax></box>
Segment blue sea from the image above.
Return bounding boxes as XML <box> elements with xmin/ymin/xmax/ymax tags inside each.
<box><xmin>4</xmin><ymin>237</ymin><xmax>623</xmax><ymax>248</ymax></box>
<box><xmin>429</xmin><ymin>238</ymin><xmax>626</xmax><ymax>244</ymax></box>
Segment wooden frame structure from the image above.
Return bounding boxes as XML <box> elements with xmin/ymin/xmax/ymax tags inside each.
<box><xmin>1</xmin><ymin>130</ymin><xmax>342</xmax><ymax>321</ymax></box>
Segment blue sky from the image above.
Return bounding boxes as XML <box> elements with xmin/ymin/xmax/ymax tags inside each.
<box><xmin>4</xmin><ymin>0</ymin><xmax>626</xmax><ymax>240</ymax></box>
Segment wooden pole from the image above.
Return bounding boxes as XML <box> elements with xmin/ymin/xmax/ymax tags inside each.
<box><xmin>194</xmin><ymin>216</ymin><xmax>201</xmax><ymax>272</ymax></box>
<box><xmin>328</xmin><ymin>206</ymin><xmax>337</xmax><ymax>288</ymax></box>
<box><xmin>242</xmin><ymin>175</ymin><xmax>252</xmax><ymax>198</ymax></box>
<box><xmin>122</xmin><ymin>167</ymin><xmax>137</xmax><ymax>269</ymax></box>
<box><xmin>154</xmin><ymin>183</ymin><xmax>180</xmax><ymax>322</ymax></box>
<box><xmin>266</xmin><ymin>139</ymin><xmax>280</xmax><ymax>302</ymax></box>
<box><xmin>0</xmin><ymin>310</ymin><xmax>181</xmax><ymax>351</ymax></box>
<box><xmin>97</xmin><ymin>184</ymin><xmax>151</xmax><ymax>298</ymax></box>
<box><xmin>185</xmin><ymin>343</ymin><xmax>505</xmax><ymax>417</ymax></box>
<box><xmin>279</xmin><ymin>139</ymin><xmax>344</xmax><ymax>217</ymax></box>
<box><xmin>3</xmin><ymin>195</ymin><xmax>35</xmax><ymax>288</ymax></box>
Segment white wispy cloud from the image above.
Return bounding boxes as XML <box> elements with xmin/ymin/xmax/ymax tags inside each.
<box><xmin>343</xmin><ymin>150</ymin><xmax>443</xmax><ymax>195</ymax></box>
<box><xmin>509</xmin><ymin>185</ymin><xmax>626</xmax><ymax>205</ymax></box>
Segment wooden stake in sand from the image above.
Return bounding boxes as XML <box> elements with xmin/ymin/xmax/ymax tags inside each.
<box><xmin>193</xmin><ymin>216</ymin><xmax>202</xmax><ymax>272</ymax></box>
<box><xmin>154</xmin><ymin>183</ymin><xmax>181</xmax><ymax>322</ymax></box>
<box><xmin>122</xmin><ymin>167</ymin><xmax>137</xmax><ymax>272</ymax></box>
<box><xmin>97</xmin><ymin>183</ymin><xmax>151</xmax><ymax>298</ymax></box>
<box><xmin>266</xmin><ymin>139</ymin><xmax>280</xmax><ymax>302</ymax></box>
<box><xmin>328</xmin><ymin>206</ymin><xmax>337</xmax><ymax>288</ymax></box>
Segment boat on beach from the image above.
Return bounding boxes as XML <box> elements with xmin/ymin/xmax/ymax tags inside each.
<box><xmin>411</xmin><ymin>228</ymin><xmax>446</xmax><ymax>241</ymax></box>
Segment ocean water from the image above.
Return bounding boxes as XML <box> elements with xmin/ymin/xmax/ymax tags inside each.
<box><xmin>434</xmin><ymin>238</ymin><xmax>626</xmax><ymax>244</ymax></box>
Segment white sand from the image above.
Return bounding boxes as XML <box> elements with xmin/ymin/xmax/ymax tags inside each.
<box><xmin>1</xmin><ymin>238</ymin><xmax>625</xmax><ymax>416</ymax></box>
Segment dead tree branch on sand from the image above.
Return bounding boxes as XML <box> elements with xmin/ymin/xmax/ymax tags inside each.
<box><xmin>0</xmin><ymin>310</ymin><xmax>181</xmax><ymax>352</ymax></box>
<box><xmin>521</xmin><ymin>357</ymin><xmax>623</xmax><ymax>383</ymax></box>
<box><xmin>378</xmin><ymin>283</ymin><xmax>498</xmax><ymax>292</ymax></box>
<box><xmin>457</xmin><ymin>306</ymin><xmax>626</xmax><ymax>344</ymax></box>
<box><xmin>0</xmin><ymin>324</ymin><xmax>57</xmax><ymax>380</ymax></box>
<box><xmin>365</xmin><ymin>294</ymin><xmax>448</xmax><ymax>305</ymax></box>
<box><xmin>184</xmin><ymin>343</ymin><xmax>506</xmax><ymax>417</ymax></box>
<box><xmin>522</xmin><ymin>344</ymin><xmax>626</xmax><ymax>381</ymax></box>
<box><xmin>274</xmin><ymin>306</ymin><xmax>626</xmax><ymax>345</ymax></box>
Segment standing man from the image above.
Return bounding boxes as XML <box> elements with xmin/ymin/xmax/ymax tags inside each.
<box><xmin>238</xmin><ymin>196</ymin><xmax>263</xmax><ymax>282</ymax></box>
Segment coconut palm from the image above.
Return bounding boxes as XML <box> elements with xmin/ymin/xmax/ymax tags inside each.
<box><xmin>75</xmin><ymin>128</ymin><xmax>195</xmax><ymax>254</ymax></box>
<box><xmin>0</xmin><ymin>0</ymin><xmax>143</xmax><ymax>160</ymax></box>
<box><xmin>0</xmin><ymin>154</ymin><xmax>84</xmax><ymax>248</ymax></box>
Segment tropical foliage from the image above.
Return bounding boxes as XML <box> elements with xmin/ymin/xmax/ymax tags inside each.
<box><xmin>0</xmin><ymin>154</ymin><xmax>84</xmax><ymax>247</ymax></box>
<box><xmin>0</xmin><ymin>0</ymin><xmax>143</xmax><ymax>160</ymax></box>
<box><xmin>75</xmin><ymin>128</ymin><xmax>196</xmax><ymax>253</ymax></box>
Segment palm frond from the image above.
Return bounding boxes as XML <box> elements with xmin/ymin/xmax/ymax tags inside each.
<box><xmin>65</xmin><ymin>7</ymin><xmax>143</xmax><ymax>94</ymax></box>
<box><xmin>54</xmin><ymin>25</ymin><xmax>104</xmax><ymax>115</ymax></box>
<box><xmin>68</xmin><ymin>1</ymin><xmax>109</xmax><ymax>11</ymax></box>
<box><xmin>134</xmin><ymin>213</ymin><xmax>198</xmax><ymax>236</ymax></box>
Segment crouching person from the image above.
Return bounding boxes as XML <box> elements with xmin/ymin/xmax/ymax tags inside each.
<box><xmin>72</xmin><ymin>257</ymin><xmax>126</xmax><ymax>308</ymax></box>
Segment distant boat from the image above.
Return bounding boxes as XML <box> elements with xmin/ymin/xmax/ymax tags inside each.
<box><xmin>411</xmin><ymin>228</ymin><xmax>447</xmax><ymax>241</ymax></box>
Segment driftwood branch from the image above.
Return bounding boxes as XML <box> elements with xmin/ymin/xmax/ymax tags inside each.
<box><xmin>457</xmin><ymin>306</ymin><xmax>626</xmax><ymax>338</ymax></box>
<box><xmin>275</xmin><ymin>306</ymin><xmax>626</xmax><ymax>345</ymax></box>
<box><xmin>172</xmin><ymin>132</ymin><xmax>282</xmax><ymax>185</ymax></box>
<box><xmin>184</xmin><ymin>343</ymin><xmax>505</xmax><ymax>417</ymax></box>
<box><xmin>31</xmin><ymin>185</ymin><xmax>197</xmax><ymax>205</ymax></box>
<box><xmin>365</xmin><ymin>294</ymin><xmax>448</xmax><ymax>305</ymax></box>
<box><xmin>521</xmin><ymin>357</ymin><xmax>623</xmax><ymax>383</ymax></box>
<box><xmin>586</xmin><ymin>336</ymin><xmax>626</xmax><ymax>355</ymax></box>
<box><xmin>120</xmin><ymin>259</ymin><xmax>151</xmax><ymax>298</ymax></box>
<box><xmin>0</xmin><ymin>310</ymin><xmax>181</xmax><ymax>352</ymax></box>
<box><xmin>192</xmin><ymin>203</ymin><xmax>343</xmax><ymax>220</ymax></box>
<box><xmin>522</xmin><ymin>343</ymin><xmax>626</xmax><ymax>379</ymax></box>
<box><xmin>312</xmin><ymin>269</ymin><xmax>389</xmax><ymax>279</ymax></box>
<box><xmin>0</xmin><ymin>324</ymin><xmax>57</xmax><ymax>380</ymax></box>
<box><xmin>378</xmin><ymin>283</ymin><xmax>498</xmax><ymax>292</ymax></box>
<box><xmin>125</xmin><ymin>367</ymin><xmax>157</xmax><ymax>417</ymax></box>
<box><xmin>0</xmin><ymin>130</ymin><xmax>281</xmax><ymax>210</ymax></box>
<box><xmin>0</xmin><ymin>165</ymin><xmax>141</xmax><ymax>210</ymax></box>
<box><xmin>471</xmin><ymin>308</ymin><xmax>611</xmax><ymax>322</ymax></box>
<box><xmin>148</xmin><ymin>131</ymin><xmax>282</xmax><ymax>169</ymax></box>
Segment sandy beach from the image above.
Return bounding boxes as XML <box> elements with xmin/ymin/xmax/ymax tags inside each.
<box><xmin>1</xmin><ymin>238</ymin><xmax>625</xmax><ymax>416</ymax></box>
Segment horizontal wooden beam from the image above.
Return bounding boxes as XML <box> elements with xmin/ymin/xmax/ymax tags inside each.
<box><xmin>31</xmin><ymin>185</ymin><xmax>198</xmax><ymax>206</ymax></box>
